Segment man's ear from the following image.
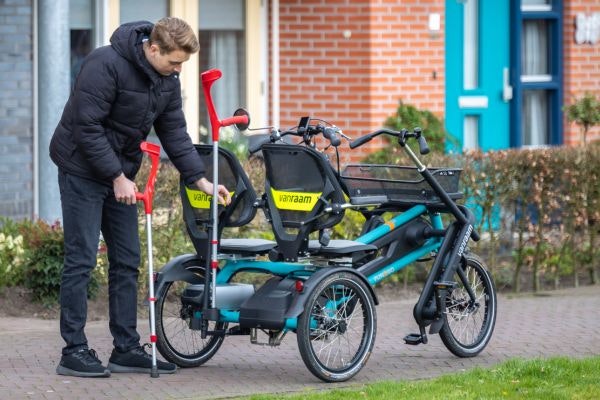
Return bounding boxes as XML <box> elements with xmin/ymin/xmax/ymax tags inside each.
<box><xmin>149</xmin><ymin>43</ymin><xmax>161</xmax><ymax>56</ymax></box>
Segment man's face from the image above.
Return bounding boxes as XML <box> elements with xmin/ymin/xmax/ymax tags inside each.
<box><xmin>146</xmin><ymin>43</ymin><xmax>190</xmax><ymax>76</ymax></box>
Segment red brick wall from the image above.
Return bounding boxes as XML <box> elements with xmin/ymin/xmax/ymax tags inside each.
<box><xmin>563</xmin><ymin>1</ymin><xmax>600</xmax><ymax>145</ymax></box>
<box><xmin>272</xmin><ymin>0</ymin><xmax>599</xmax><ymax>152</ymax></box>
<box><xmin>275</xmin><ymin>0</ymin><xmax>445</xmax><ymax>161</ymax></box>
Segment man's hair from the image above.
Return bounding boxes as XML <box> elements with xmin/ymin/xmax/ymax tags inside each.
<box><xmin>150</xmin><ymin>17</ymin><xmax>199</xmax><ymax>54</ymax></box>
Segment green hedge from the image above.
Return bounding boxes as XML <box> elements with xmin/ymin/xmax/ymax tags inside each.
<box><xmin>1</xmin><ymin>144</ymin><xmax>599</xmax><ymax>303</ymax></box>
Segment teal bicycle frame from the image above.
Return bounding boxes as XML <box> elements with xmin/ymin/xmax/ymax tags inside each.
<box><xmin>208</xmin><ymin>204</ymin><xmax>444</xmax><ymax>329</ymax></box>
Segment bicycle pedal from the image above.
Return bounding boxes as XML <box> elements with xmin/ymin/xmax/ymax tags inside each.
<box><xmin>404</xmin><ymin>333</ymin><xmax>427</xmax><ymax>345</ymax></box>
<box><xmin>433</xmin><ymin>281</ymin><xmax>456</xmax><ymax>290</ymax></box>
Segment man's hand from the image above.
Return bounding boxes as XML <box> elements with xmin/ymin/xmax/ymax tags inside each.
<box><xmin>113</xmin><ymin>173</ymin><xmax>138</xmax><ymax>205</ymax></box>
<box><xmin>195</xmin><ymin>177</ymin><xmax>232</xmax><ymax>206</ymax></box>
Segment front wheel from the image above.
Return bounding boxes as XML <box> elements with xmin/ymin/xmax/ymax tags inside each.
<box><xmin>297</xmin><ymin>272</ymin><xmax>377</xmax><ymax>382</ymax></box>
<box><xmin>439</xmin><ymin>253</ymin><xmax>497</xmax><ymax>357</ymax></box>
<box><xmin>155</xmin><ymin>279</ymin><xmax>226</xmax><ymax>367</ymax></box>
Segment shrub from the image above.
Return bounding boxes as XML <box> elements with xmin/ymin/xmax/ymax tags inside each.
<box><xmin>564</xmin><ymin>92</ymin><xmax>600</xmax><ymax>144</ymax></box>
<box><xmin>0</xmin><ymin>217</ymin><xmax>26</xmax><ymax>286</ymax></box>
<box><xmin>364</xmin><ymin>101</ymin><xmax>453</xmax><ymax>164</ymax></box>
<box><xmin>1</xmin><ymin>219</ymin><xmax>103</xmax><ymax>305</ymax></box>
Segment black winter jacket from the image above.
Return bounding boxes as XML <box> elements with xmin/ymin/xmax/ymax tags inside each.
<box><xmin>50</xmin><ymin>21</ymin><xmax>205</xmax><ymax>186</ymax></box>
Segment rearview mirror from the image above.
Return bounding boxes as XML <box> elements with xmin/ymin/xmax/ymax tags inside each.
<box><xmin>233</xmin><ymin>108</ymin><xmax>250</xmax><ymax>131</ymax></box>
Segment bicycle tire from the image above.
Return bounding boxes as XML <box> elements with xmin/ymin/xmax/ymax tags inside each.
<box><xmin>297</xmin><ymin>271</ymin><xmax>376</xmax><ymax>382</ymax></box>
<box><xmin>439</xmin><ymin>252</ymin><xmax>497</xmax><ymax>357</ymax></box>
<box><xmin>155</xmin><ymin>279</ymin><xmax>226</xmax><ymax>367</ymax></box>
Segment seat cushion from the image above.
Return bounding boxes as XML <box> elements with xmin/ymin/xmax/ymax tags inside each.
<box><xmin>220</xmin><ymin>238</ymin><xmax>277</xmax><ymax>255</ymax></box>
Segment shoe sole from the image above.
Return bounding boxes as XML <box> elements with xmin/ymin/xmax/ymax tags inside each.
<box><xmin>56</xmin><ymin>365</ymin><xmax>111</xmax><ymax>378</ymax></box>
<box><xmin>107</xmin><ymin>362</ymin><xmax>177</xmax><ymax>374</ymax></box>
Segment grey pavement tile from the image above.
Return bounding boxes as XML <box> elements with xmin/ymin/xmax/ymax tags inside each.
<box><xmin>0</xmin><ymin>286</ymin><xmax>598</xmax><ymax>399</ymax></box>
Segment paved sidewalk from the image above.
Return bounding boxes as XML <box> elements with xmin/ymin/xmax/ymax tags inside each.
<box><xmin>1</xmin><ymin>285</ymin><xmax>599</xmax><ymax>400</ymax></box>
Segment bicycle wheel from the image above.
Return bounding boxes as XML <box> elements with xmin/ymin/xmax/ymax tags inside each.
<box><xmin>439</xmin><ymin>252</ymin><xmax>497</xmax><ymax>357</ymax></box>
<box><xmin>155</xmin><ymin>279</ymin><xmax>226</xmax><ymax>367</ymax></box>
<box><xmin>297</xmin><ymin>272</ymin><xmax>376</xmax><ymax>382</ymax></box>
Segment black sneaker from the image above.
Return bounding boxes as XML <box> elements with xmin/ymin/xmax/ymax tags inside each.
<box><xmin>107</xmin><ymin>344</ymin><xmax>177</xmax><ymax>374</ymax></box>
<box><xmin>56</xmin><ymin>349</ymin><xmax>111</xmax><ymax>378</ymax></box>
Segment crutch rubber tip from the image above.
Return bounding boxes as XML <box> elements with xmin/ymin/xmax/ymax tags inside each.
<box><xmin>151</xmin><ymin>367</ymin><xmax>159</xmax><ymax>378</ymax></box>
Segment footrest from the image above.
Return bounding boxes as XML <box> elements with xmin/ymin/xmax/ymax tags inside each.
<box><xmin>404</xmin><ymin>333</ymin><xmax>427</xmax><ymax>345</ymax></box>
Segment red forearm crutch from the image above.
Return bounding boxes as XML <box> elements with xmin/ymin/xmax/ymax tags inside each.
<box><xmin>135</xmin><ymin>141</ymin><xmax>161</xmax><ymax>378</ymax></box>
<box><xmin>200</xmin><ymin>69</ymin><xmax>249</xmax><ymax>322</ymax></box>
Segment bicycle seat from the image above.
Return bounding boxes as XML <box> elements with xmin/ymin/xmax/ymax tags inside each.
<box><xmin>220</xmin><ymin>238</ymin><xmax>276</xmax><ymax>256</ymax></box>
<box><xmin>261</xmin><ymin>143</ymin><xmax>348</xmax><ymax>262</ymax></box>
<box><xmin>181</xmin><ymin>145</ymin><xmax>275</xmax><ymax>258</ymax></box>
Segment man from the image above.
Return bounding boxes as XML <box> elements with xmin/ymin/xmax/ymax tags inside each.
<box><xmin>50</xmin><ymin>17</ymin><xmax>230</xmax><ymax>378</ymax></box>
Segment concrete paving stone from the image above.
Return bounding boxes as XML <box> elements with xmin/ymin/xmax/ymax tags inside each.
<box><xmin>1</xmin><ymin>286</ymin><xmax>599</xmax><ymax>399</ymax></box>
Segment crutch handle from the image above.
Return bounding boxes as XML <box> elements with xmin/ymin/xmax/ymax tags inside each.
<box><xmin>201</xmin><ymin>69</ymin><xmax>250</xmax><ymax>141</ymax></box>
<box><xmin>135</xmin><ymin>141</ymin><xmax>161</xmax><ymax>214</ymax></box>
<box><xmin>221</xmin><ymin>115</ymin><xmax>249</xmax><ymax>128</ymax></box>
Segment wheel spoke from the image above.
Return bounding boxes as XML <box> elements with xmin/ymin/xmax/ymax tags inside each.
<box><xmin>441</xmin><ymin>258</ymin><xmax>495</xmax><ymax>355</ymax></box>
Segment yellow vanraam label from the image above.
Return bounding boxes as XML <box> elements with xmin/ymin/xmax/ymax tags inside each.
<box><xmin>185</xmin><ymin>187</ymin><xmax>234</xmax><ymax>209</ymax></box>
<box><xmin>271</xmin><ymin>188</ymin><xmax>321</xmax><ymax>211</ymax></box>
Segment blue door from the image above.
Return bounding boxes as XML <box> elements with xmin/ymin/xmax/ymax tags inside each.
<box><xmin>445</xmin><ymin>0</ymin><xmax>511</xmax><ymax>152</ymax></box>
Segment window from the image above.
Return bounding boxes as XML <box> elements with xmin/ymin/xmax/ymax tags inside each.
<box><xmin>198</xmin><ymin>0</ymin><xmax>246</xmax><ymax>140</ymax></box>
<box><xmin>120</xmin><ymin>0</ymin><xmax>168</xmax><ymax>24</ymax></box>
<box><xmin>463</xmin><ymin>116</ymin><xmax>480</xmax><ymax>150</ymax></box>
<box><xmin>521</xmin><ymin>20</ymin><xmax>549</xmax><ymax>79</ymax></box>
<box><xmin>463</xmin><ymin>0</ymin><xmax>479</xmax><ymax>90</ymax></box>
<box><xmin>510</xmin><ymin>0</ymin><xmax>562</xmax><ymax>147</ymax></box>
<box><xmin>69</xmin><ymin>0</ymin><xmax>94</xmax><ymax>85</ymax></box>
<box><xmin>522</xmin><ymin>90</ymin><xmax>549</xmax><ymax>146</ymax></box>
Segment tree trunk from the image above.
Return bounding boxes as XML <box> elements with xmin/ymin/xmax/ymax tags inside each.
<box><xmin>513</xmin><ymin>230</ymin><xmax>524</xmax><ymax>293</ymax></box>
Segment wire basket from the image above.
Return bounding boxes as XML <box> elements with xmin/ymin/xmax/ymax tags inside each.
<box><xmin>341</xmin><ymin>164</ymin><xmax>462</xmax><ymax>206</ymax></box>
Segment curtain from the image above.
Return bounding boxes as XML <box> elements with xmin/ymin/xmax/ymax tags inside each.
<box><xmin>207</xmin><ymin>31</ymin><xmax>242</xmax><ymax>127</ymax></box>
<box><xmin>522</xmin><ymin>90</ymin><xmax>548</xmax><ymax>146</ymax></box>
<box><xmin>521</xmin><ymin>20</ymin><xmax>549</xmax><ymax>146</ymax></box>
<box><xmin>522</xmin><ymin>20</ymin><xmax>548</xmax><ymax>76</ymax></box>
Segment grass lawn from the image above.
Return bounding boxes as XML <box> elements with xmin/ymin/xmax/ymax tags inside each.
<box><xmin>239</xmin><ymin>356</ymin><xmax>600</xmax><ymax>400</ymax></box>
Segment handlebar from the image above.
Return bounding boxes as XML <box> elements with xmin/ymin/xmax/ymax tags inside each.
<box><xmin>248</xmin><ymin>117</ymin><xmax>344</xmax><ymax>155</ymax></box>
<box><xmin>349</xmin><ymin>127</ymin><xmax>429</xmax><ymax>154</ymax></box>
<box><xmin>350</xmin><ymin>127</ymin><xmax>479</xmax><ymax>242</ymax></box>
<box><xmin>135</xmin><ymin>141</ymin><xmax>161</xmax><ymax>215</ymax></box>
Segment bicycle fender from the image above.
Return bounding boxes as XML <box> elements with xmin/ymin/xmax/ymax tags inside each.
<box><xmin>154</xmin><ymin>254</ymin><xmax>206</xmax><ymax>297</ymax></box>
<box><xmin>284</xmin><ymin>267</ymin><xmax>378</xmax><ymax>320</ymax></box>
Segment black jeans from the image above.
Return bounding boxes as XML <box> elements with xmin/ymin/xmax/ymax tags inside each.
<box><xmin>58</xmin><ymin>170</ymin><xmax>141</xmax><ymax>355</ymax></box>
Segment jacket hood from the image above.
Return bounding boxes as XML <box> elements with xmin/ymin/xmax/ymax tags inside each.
<box><xmin>110</xmin><ymin>21</ymin><xmax>160</xmax><ymax>83</ymax></box>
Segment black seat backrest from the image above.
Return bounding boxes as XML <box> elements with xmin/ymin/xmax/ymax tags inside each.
<box><xmin>181</xmin><ymin>145</ymin><xmax>257</xmax><ymax>257</ymax></box>
<box><xmin>261</xmin><ymin>143</ymin><xmax>346</xmax><ymax>261</ymax></box>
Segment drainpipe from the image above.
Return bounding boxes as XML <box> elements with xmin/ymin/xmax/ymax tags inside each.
<box><xmin>271</xmin><ymin>0</ymin><xmax>279</xmax><ymax>128</ymax></box>
<box><xmin>33</xmin><ymin>0</ymin><xmax>38</xmax><ymax>218</ymax></box>
<box><xmin>38</xmin><ymin>0</ymin><xmax>70</xmax><ymax>222</ymax></box>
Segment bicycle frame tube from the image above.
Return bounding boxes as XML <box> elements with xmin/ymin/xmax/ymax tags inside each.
<box><xmin>355</xmin><ymin>204</ymin><xmax>427</xmax><ymax>244</ymax></box>
<box><xmin>215</xmin><ymin>259</ymin><xmax>311</xmax><ymax>284</ymax></box>
<box><xmin>366</xmin><ymin>240</ymin><xmax>441</xmax><ymax>286</ymax></box>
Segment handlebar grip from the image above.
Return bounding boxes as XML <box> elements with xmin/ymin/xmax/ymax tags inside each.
<box><xmin>248</xmin><ymin>135</ymin><xmax>271</xmax><ymax>155</ymax></box>
<box><xmin>349</xmin><ymin>135</ymin><xmax>373</xmax><ymax>149</ymax></box>
<box><xmin>323</xmin><ymin>127</ymin><xmax>341</xmax><ymax>147</ymax></box>
<box><xmin>417</xmin><ymin>135</ymin><xmax>430</xmax><ymax>155</ymax></box>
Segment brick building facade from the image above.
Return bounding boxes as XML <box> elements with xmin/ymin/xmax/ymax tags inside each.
<box><xmin>563</xmin><ymin>0</ymin><xmax>600</xmax><ymax>144</ymax></box>
<box><xmin>0</xmin><ymin>0</ymin><xmax>598</xmax><ymax>220</ymax></box>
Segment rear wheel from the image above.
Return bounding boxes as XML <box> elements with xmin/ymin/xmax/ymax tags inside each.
<box><xmin>155</xmin><ymin>279</ymin><xmax>226</xmax><ymax>367</ymax></box>
<box><xmin>297</xmin><ymin>272</ymin><xmax>376</xmax><ymax>382</ymax></box>
<box><xmin>439</xmin><ymin>253</ymin><xmax>496</xmax><ymax>357</ymax></box>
